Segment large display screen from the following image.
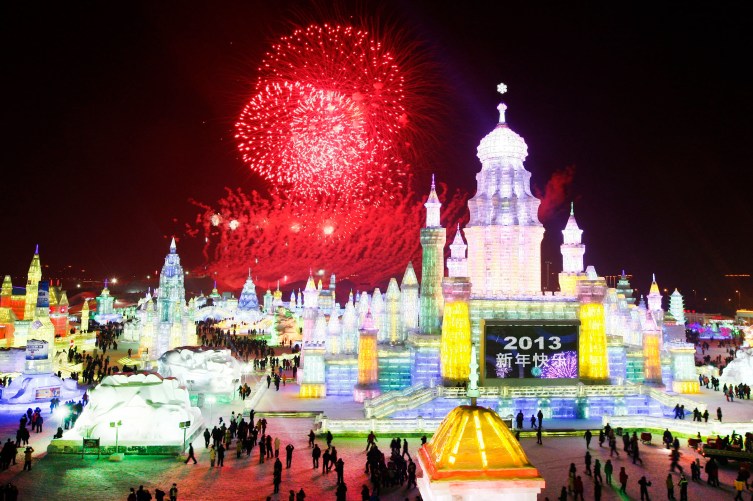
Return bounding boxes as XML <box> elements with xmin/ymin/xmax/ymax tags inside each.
<box><xmin>481</xmin><ymin>321</ymin><xmax>579</xmax><ymax>383</ymax></box>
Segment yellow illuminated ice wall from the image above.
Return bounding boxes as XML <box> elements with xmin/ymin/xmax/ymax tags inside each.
<box><xmin>354</xmin><ymin>314</ymin><xmax>380</xmax><ymax>402</ymax></box>
<box><xmin>642</xmin><ymin>330</ymin><xmax>662</xmax><ymax>383</ymax></box>
<box><xmin>576</xmin><ymin>274</ymin><xmax>609</xmax><ymax>381</ymax></box>
<box><xmin>440</xmin><ymin>277</ymin><xmax>472</xmax><ymax>385</ymax></box>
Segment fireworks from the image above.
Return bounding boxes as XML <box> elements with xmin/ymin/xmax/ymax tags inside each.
<box><xmin>235</xmin><ymin>23</ymin><xmax>413</xmax><ymax>203</ymax></box>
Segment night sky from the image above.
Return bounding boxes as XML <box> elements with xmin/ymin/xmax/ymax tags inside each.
<box><xmin>2</xmin><ymin>2</ymin><xmax>751</xmax><ymax>312</ymax></box>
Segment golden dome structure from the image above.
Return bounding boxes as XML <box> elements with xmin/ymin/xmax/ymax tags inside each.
<box><xmin>416</xmin><ymin>346</ymin><xmax>545</xmax><ymax>500</ymax></box>
<box><xmin>419</xmin><ymin>405</ymin><xmax>541</xmax><ymax>481</ymax></box>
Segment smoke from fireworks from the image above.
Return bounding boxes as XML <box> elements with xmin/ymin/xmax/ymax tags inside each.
<box><xmin>190</xmin><ymin>180</ymin><xmax>468</xmax><ymax>289</ymax></box>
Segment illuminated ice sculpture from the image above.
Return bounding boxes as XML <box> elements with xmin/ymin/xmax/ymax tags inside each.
<box><xmin>419</xmin><ymin>175</ymin><xmax>445</xmax><ymax>335</ymax></box>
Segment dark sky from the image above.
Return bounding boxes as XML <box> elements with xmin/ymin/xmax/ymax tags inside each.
<box><xmin>2</xmin><ymin>2</ymin><xmax>751</xmax><ymax>312</ymax></box>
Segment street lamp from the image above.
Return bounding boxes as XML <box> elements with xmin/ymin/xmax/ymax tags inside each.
<box><xmin>178</xmin><ymin>420</ymin><xmax>191</xmax><ymax>456</ymax></box>
<box><xmin>736</xmin><ymin>290</ymin><xmax>741</xmax><ymax>309</ymax></box>
<box><xmin>109</xmin><ymin>420</ymin><xmax>123</xmax><ymax>461</ymax></box>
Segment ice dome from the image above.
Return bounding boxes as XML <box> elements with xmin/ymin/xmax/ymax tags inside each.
<box><xmin>419</xmin><ymin>405</ymin><xmax>542</xmax><ymax>481</ymax></box>
<box><xmin>477</xmin><ymin>103</ymin><xmax>528</xmax><ymax>164</ymax></box>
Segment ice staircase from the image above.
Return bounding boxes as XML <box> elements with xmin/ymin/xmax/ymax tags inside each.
<box><xmin>363</xmin><ymin>384</ymin><xmax>437</xmax><ymax>418</ymax></box>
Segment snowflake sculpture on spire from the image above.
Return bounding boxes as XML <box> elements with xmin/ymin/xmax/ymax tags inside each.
<box><xmin>497</xmin><ymin>82</ymin><xmax>508</xmax><ymax>95</ymax></box>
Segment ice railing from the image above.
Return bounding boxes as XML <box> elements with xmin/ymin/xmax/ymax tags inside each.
<box><xmin>363</xmin><ymin>382</ymin><xmax>705</xmax><ymax>419</ymax></box>
<box><xmin>602</xmin><ymin>415</ymin><xmax>738</xmax><ymax>437</ymax></box>
<box><xmin>626</xmin><ymin>381</ymin><xmax>707</xmax><ymax>413</ymax></box>
<box><xmin>316</xmin><ymin>414</ymin><xmax>444</xmax><ymax>434</ymax></box>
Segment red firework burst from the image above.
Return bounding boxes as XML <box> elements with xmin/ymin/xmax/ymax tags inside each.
<box><xmin>235</xmin><ymin>23</ymin><xmax>411</xmax><ymax>201</ymax></box>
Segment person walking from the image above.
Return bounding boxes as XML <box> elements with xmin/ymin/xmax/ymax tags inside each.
<box><xmin>169</xmin><ymin>483</ymin><xmax>178</xmax><ymax>501</ymax></box>
<box><xmin>360</xmin><ymin>485</ymin><xmax>370</xmax><ymax>501</ymax></box>
<box><xmin>585</xmin><ymin>451</ymin><xmax>592</xmax><ymax>476</ymax></box>
<box><xmin>537</xmin><ymin>409</ymin><xmax>544</xmax><ymax>429</ymax></box>
<box><xmin>536</xmin><ymin>427</ymin><xmax>542</xmax><ymax>445</ymax></box>
<box><xmin>717</xmin><ymin>407</ymin><xmax>723</xmax><ymax>422</ymax></box>
<box><xmin>335</xmin><ymin>482</ymin><xmax>347</xmax><ymax>501</ymax></box>
<box><xmin>666</xmin><ymin>473</ymin><xmax>675</xmax><ymax>500</ymax></box>
<box><xmin>365</xmin><ymin>431</ymin><xmax>377</xmax><ymax>452</ymax></box>
<box><xmin>308</xmin><ymin>430</ymin><xmax>315</xmax><ymax>447</ymax></box>
<box><xmin>274</xmin><ymin>437</ymin><xmax>281</xmax><ymax>458</ymax></box>
<box><xmin>273</xmin><ymin>458</ymin><xmax>283</xmax><ymax>494</ymax></box>
<box><xmin>184</xmin><ymin>442</ymin><xmax>197</xmax><ymax>464</ymax></box>
<box><xmin>568</xmin><ymin>463</ymin><xmax>576</xmax><ymax>494</ymax></box>
<box><xmin>407</xmin><ymin>458</ymin><xmax>417</xmax><ymax>489</ymax></box>
<box><xmin>609</xmin><ymin>434</ymin><xmax>620</xmax><ymax>457</ymax></box>
<box><xmin>604</xmin><ymin>459</ymin><xmax>613</xmax><ymax>485</ymax></box>
<box><xmin>678</xmin><ymin>474</ymin><xmax>688</xmax><ymax>501</ymax></box>
<box><xmin>22</xmin><ymin>446</ymin><xmax>33</xmax><ymax>471</ymax></box>
<box><xmin>209</xmin><ymin>445</ymin><xmax>216</xmax><ymax>467</ymax></box>
<box><xmin>584</xmin><ymin>429</ymin><xmax>592</xmax><ymax>449</ymax></box>
<box><xmin>312</xmin><ymin>444</ymin><xmax>321</xmax><ymax>469</ymax></box>
<box><xmin>203</xmin><ymin>428</ymin><xmax>210</xmax><ymax>448</ymax></box>
<box><xmin>335</xmin><ymin>458</ymin><xmax>345</xmax><ymax>484</ymax></box>
<box><xmin>638</xmin><ymin>475</ymin><xmax>652</xmax><ymax>501</ymax></box>
<box><xmin>594</xmin><ymin>458</ymin><xmax>602</xmax><ymax>484</ymax></box>
<box><xmin>619</xmin><ymin>467</ymin><xmax>629</xmax><ymax>494</ymax></box>
<box><xmin>285</xmin><ymin>443</ymin><xmax>294</xmax><ymax>468</ymax></box>
<box><xmin>632</xmin><ymin>442</ymin><xmax>643</xmax><ymax>465</ymax></box>
<box><xmin>217</xmin><ymin>443</ymin><xmax>225</xmax><ymax>467</ymax></box>
<box><xmin>573</xmin><ymin>475</ymin><xmax>584</xmax><ymax>501</ymax></box>
<box><xmin>594</xmin><ymin>479</ymin><xmax>602</xmax><ymax>501</ymax></box>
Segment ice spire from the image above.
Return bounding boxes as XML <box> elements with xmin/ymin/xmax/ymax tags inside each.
<box><xmin>424</xmin><ymin>174</ymin><xmax>441</xmax><ymax>228</ymax></box>
<box><xmin>170</xmin><ymin>237</ymin><xmax>177</xmax><ymax>253</ymax></box>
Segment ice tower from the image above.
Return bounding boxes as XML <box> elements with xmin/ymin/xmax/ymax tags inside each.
<box><xmin>559</xmin><ymin>203</ymin><xmax>586</xmax><ymax>295</ymax></box>
<box><xmin>23</xmin><ymin>245</ymin><xmax>42</xmax><ymax>321</ymax></box>
<box><xmin>157</xmin><ymin>238</ymin><xmax>186</xmax><ymax>324</ymax></box>
<box><xmin>419</xmin><ymin>175</ymin><xmax>445</xmax><ymax>335</ymax></box>
<box><xmin>400</xmin><ymin>262</ymin><xmax>419</xmax><ymax>341</ymax></box>
<box><xmin>465</xmin><ymin>86</ymin><xmax>543</xmax><ymax>297</ymax></box>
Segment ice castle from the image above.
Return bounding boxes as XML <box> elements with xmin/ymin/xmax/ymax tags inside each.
<box><xmin>289</xmin><ymin>84</ymin><xmax>698</xmax><ymax>403</ymax></box>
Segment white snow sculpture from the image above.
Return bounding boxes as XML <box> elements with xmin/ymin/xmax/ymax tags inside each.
<box><xmin>158</xmin><ymin>346</ymin><xmax>241</xmax><ymax>395</ymax></box>
<box><xmin>71</xmin><ymin>373</ymin><xmax>203</xmax><ymax>445</ymax></box>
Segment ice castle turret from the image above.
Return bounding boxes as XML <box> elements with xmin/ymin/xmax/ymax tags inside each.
<box><xmin>559</xmin><ymin>203</ymin><xmax>586</xmax><ymax>295</ymax></box>
<box><xmin>157</xmin><ymin>238</ymin><xmax>186</xmax><ymax>324</ymax></box>
<box><xmin>647</xmin><ymin>274</ymin><xmax>662</xmax><ymax>313</ymax></box>
<box><xmin>386</xmin><ymin>278</ymin><xmax>401</xmax><ymax>344</ymax></box>
<box><xmin>669</xmin><ymin>289</ymin><xmax>685</xmax><ymax>325</ymax></box>
<box><xmin>465</xmin><ymin>86</ymin><xmax>543</xmax><ymax>296</ymax></box>
<box><xmin>447</xmin><ymin>225</ymin><xmax>468</xmax><ymax>279</ymax></box>
<box><xmin>420</xmin><ymin>176</ymin><xmax>445</xmax><ymax>334</ymax></box>
<box><xmin>24</xmin><ymin>245</ymin><xmax>42</xmax><ymax>321</ymax></box>
<box><xmin>237</xmin><ymin>269</ymin><xmax>261</xmax><ymax>323</ymax></box>
<box><xmin>302</xmin><ymin>273</ymin><xmax>318</xmax><ymax>343</ymax></box>
<box><xmin>616</xmin><ymin>271</ymin><xmax>635</xmax><ymax>305</ymax></box>
<box><xmin>340</xmin><ymin>301</ymin><xmax>358</xmax><ymax>354</ymax></box>
<box><xmin>400</xmin><ymin>262</ymin><xmax>419</xmax><ymax>341</ymax></box>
